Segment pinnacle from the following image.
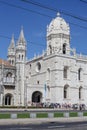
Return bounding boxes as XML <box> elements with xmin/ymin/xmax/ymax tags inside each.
<box><xmin>9</xmin><ymin>34</ymin><xmax>15</xmax><ymax>49</ymax></box>
<box><xmin>18</xmin><ymin>27</ymin><xmax>26</xmax><ymax>44</ymax></box>
<box><xmin>57</xmin><ymin>12</ymin><xmax>60</xmax><ymax>17</ymax></box>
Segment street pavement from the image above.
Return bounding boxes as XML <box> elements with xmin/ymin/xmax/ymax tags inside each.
<box><xmin>0</xmin><ymin>117</ymin><xmax>87</xmax><ymax>125</ymax></box>
<box><xmin>0</xmin><ymin>108</ymin><xmax>87</xmax><ymax>125</ymax></box>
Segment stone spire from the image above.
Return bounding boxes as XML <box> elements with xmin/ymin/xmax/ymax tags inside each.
<box><xmin>9</xmin><ymin>34</ymin><xmax>15</xmax><ymax>49</ymax></box>
<box><xmin>8</xmin><ymin>34</ymin><xmax>15</xmax><ymax>66</ymax></box>
<box><xmin>17</xmin><ymin>26</ymin><xmax>26</xmax><ymax>45</ymax></box>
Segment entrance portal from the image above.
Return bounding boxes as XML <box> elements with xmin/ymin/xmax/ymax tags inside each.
<box><xmin>32</xmin><ymin>91</ymin><xmax>42</xmax><ymax>103</ymax></box>
<box><xmin>5</xmin><ymin>94</ymin><xmax>12</xmax><ymax>105</ymax></box>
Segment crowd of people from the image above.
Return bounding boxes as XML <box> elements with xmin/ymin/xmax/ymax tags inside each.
<box><xmin>31</xmin><ymin>102</ymin><xmax>86</xmax><ymax>110</ymax></box>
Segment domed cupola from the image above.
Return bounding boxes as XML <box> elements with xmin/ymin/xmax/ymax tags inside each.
<box><xmin>47</xmin><ymin>13</ymin><xmax>70</xmax><ymax>35</ymax></box>
<box><xmin>47</xmin><ymin>13</ymin><xmax>70</xmax><ymax>55</ymax></box>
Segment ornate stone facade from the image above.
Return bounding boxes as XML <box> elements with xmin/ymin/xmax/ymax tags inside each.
<box><xmin>0</xmin><ymin>13</ymin><xmax>87</xmax><ymax>106</ymax></box>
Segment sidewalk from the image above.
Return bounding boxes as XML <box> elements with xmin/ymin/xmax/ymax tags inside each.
<box><xmin>0</xmin><ymin>117</ymin><xmax>87</xmax><ymax>125</ymax></box>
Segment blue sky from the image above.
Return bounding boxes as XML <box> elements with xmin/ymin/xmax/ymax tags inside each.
<box><xmin>0</xmin><ymin>0</ymin><xmax>87</xmax><ymax>60</ymax></box>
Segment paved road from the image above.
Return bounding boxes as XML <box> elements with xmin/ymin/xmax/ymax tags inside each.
<box><xmin>0</xmin><ymin>117</ymin><xmax>87</xmax><ymax>125</ymax></box>
<box><xmin>0</xmin><ymin>121</ymin><xmax>87</xmax><ymax>130</ymax></box>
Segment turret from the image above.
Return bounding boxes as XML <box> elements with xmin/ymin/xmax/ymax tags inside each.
<box><xmin>16</xmin><ymin>27</ymin><xmax>26</xmax><ymax>63</ymax></box>
<box><xmin>15</xmin><ymin>27</ymin><xmax>26</xmax><ymax>106</ymax></box>
<box><xmin>47</xmin><ymin>13</ymin><xmax>70</xmax><ymax>55</ymax></box>
<box><xmin>7</xmin><ymin>35</ymin><xmax>15</xmax><ymax>66</ymax></box>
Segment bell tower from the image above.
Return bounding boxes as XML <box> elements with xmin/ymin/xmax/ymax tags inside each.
<box><xmin>15</xmin><ymin>27</ymin><xmax>26</xmax><ymax>106</ymax></box>
<box><xmin>47</xmin><ymin>13</ymin><xmax>70</xmax><ymax>55</ymax></box>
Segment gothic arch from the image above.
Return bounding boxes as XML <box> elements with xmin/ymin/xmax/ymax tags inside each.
<box><xmin>79</xmin><ymin>86</ymin><xmax>83</xmax><ymax>99</ymax></box>
<box><xmin>62</xmin><ymin>43</ymin><xmax>67</xmax><ymax>54</ymax></box>
<box><xmin>49</xmin><ymin>45</ymin><xmax>52</xmax><ymax>54</ymax></box>
<box><xmin>12</xmin><ymin>60</ymin><xmax>14</xmax><ymax>65</ymax></box>
<box><xmin>64</xmin><ymin>84</ymin><xmax>69</xmax><ymax>99</ymax></box>
<box><xmin>6</xmin><ymin>72</ymin><xmax>12</xmax><ymax>77</ymax></box>
<box><xmin>36</xmin><ymin>62</ymin><xmax>41</xmax><ymax>72</ymax></box>
<box><xmin>78</xmin><ymin>68</ymin><xmax>82</xmax><ymax>81</ymax></box>
<box><xmin>5</xmin><ymin>93</ymin><xmax>13</xmax><ymax>105</ymax></box>
<box><xmin>22</xmin><ymin>54</ymin><xmax>24</xmax><ymax>60</ymax></box>
<box><xmin>5</xmin><ymin>72</ymin><xmax>14</xmax><ymax>83</ymax></box>
<box><xmin>19</xmin><ymin>54</ymin><xmax>20</xmax><ymax>60</ymax></box>
<box><xmin>32</xmin><ymin>91</ymin><xmax>42</xmax><ymax>103</ymax></box>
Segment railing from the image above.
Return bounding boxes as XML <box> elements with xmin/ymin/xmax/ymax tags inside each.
<box><xmin>0</xmin><ymin>110</ymin><xmax>85</xmax><ymax>119</ymax></box>
<box><xmin>3</xmin><ymin>78</ymin><xmax>15</xmax><ymax>86</ymax></box>
<box><xmin>76</xmin><ymin>54</ymin><xmax>87</xmax><ymax>60</ymax></box>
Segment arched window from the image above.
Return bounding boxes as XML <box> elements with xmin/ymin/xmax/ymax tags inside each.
<box><xmin>22</xmin><ymin>55</ymin><xmax>24</xmax><ymax>60</ymax></box>
<box><xmin>47</xmin><ymin>68</ymin><xmax>50</xmax><ymax>81</ymax></box>
<box><xmin>36</xmin><ymin>62</ymin><xmax>41</xmax><ymax>73</ymax></box>
<box><xmin>6</xmin><ymin>72</ymin><xmax>12</xmax><ymax>82</ymax></box>
<box><xmin>19</xmin><ymin>55</ymin><xmax>20</xmax><ymax>60</ymax></box>
<box><xmin>5</xmin><ymin>93</ymin><xmax>13</xmax><ymax>105</ymax></box>
<box><xmin>78</xmin><ymin>68</ymin><xmax>82</xmax><ymax>81</ymax></box>
<box><xmin>63</xmin><ymin>43</ymin><xmax>66</xmax><ymax>54</ymax></box>
<box><xmin>30</xmin><ymin>64</ymin><xmax>31</xmax><ymax>69</ymax></box>
<box><xmin>32</xmin><ymin>91</ymin><xmax>42</xmax><ymax>103</ymax></box>
<box><xmin>79</xmin><ymin>87</ymin><xmax>82</xmax><ymax>99</ymax></box>
<box><xmin>64</xmin><ymin>85</ymin><xmax>69</xmax><ymax>99</ymax></box>
<box><xmin>49</xmin><ymin>45</ymin><xmax>52</xmax><ymax>54</ymax></box>
<box><xmin>6</xmin><ymin>72</ymin><xmax>12</xmax><ymax>78</ymax></box>
<box><xmin>12</xmin><ymin>60</ymin><xmax>14</xmax><ymax>65</ymax></box>
<box><xmin>63</xmin><ymin>66</ymin><xmax>68</xmax><ymax>79</ymax></box>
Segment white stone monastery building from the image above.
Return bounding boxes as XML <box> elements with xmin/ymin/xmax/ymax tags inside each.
<box><xmin>0</xmin><ymin>13</ymin><xmax>87</xmax><ymax>106</ymax></box>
